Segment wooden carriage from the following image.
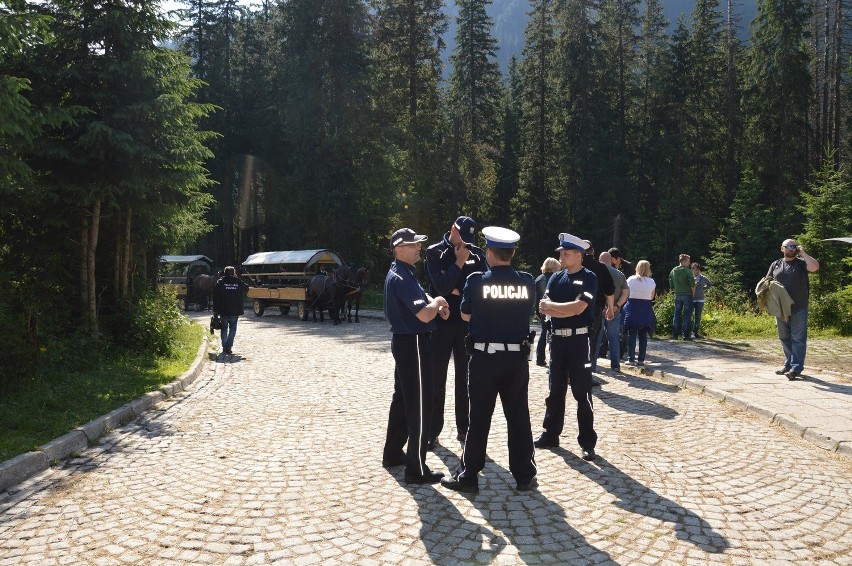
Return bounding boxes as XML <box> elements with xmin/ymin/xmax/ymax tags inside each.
<box><xmin>157</xmin><ymin>255</ymin><xmax>214</xmax><ymax>300</ymax></box>
<box><xmin>242</xmin><ymin>249</ymin><xmax>345</xmax><ymax>319</ymax></box>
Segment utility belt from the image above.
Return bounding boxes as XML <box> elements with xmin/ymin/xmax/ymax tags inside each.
<box><xmin>465</xmin><ymin>331</ymin><xmax>536</xmax><ymax>360</ymax></box>
<box><xmin>552</xmin><ymin>327</ymin><xmax>589</xmax><ymax>337</ymax></box>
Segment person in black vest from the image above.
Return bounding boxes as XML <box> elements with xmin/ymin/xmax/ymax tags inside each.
<box><xmin>581</xmin><ymin>241</ymin><xmax>615</xmax><ymax>386</ymax></box>
<box><xmin>441</xmin><ymin>227</ymin><xmax>538</xmax><ymax>493</ymax></box>
<box><xmin>382</xmin><ymin>228</ymin><xmax>450</xmax><ymax>484</ymax></box>
<box><xmin>424</xmin><ymin>216</ymin><xmax>488</xmax><ymax>449</ymax></box>
<box><xmin>213</xmin><ymin>266</ymin><xmax>249</xmax><ymax>355</ymax></box>
<box><xmin>535</xmin><ymin>233</ymin><xmax>599</xmax><ymax>461</ymax></box>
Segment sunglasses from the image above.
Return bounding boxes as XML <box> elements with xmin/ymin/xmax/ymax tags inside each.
<box><xmin>784</xmin><ymin>245</ymin><xmax>798</xmax><ymax>250</ymax></box>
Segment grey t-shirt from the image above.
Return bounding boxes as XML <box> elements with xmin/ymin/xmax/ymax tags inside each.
<box><xmin>607</xmin><ymin>265</ymin><xmax>627</xmax><ymax>306</ymax></box>
<box><xmin>767</xmin><ymin>258</ymin><xmax>810</xmax><ymax>311</ymax></box>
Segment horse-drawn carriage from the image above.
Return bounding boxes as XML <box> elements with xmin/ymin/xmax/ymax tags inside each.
<box><xmin>243</xmin><ymin>249</ymin><xmax>342</xmax><ymax>321</ymax></box>
<box><xmin>157</xmin><ymin>255</ymin><xmax>215</xmax><ymax>310</ymax></box>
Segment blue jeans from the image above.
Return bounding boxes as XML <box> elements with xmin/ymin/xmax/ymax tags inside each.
<box><xmin>220</xmin><ymin>315</ymin><xmax>239</xmax><ymax>352</ymax></box>
<box><xmin>776</xmin><ymin>308</ymin><xmax>808</xmax><ymax>373</ymax></box>
<box><xmin>692</xmin><ymin>301</ymin><xmax>705</xmax><ymax>336</ymax></box>
<box><xmin>628</xmin><ymin>328</ymin><xmax>648</xmax><ymax>362</ymax></box>
<box><xmin>672</xmin><ymin>295</ymin><xmax>693</xmax><ymax>339</ymax></box>
<box><xmin>592</xmin><ymin>313</ymin><xmax>621</xmax><ymax>371</ymax></box>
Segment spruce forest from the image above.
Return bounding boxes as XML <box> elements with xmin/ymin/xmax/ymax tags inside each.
<box><xmin>2</xmin><ymin>0</ymin><xmax>852</xmax><ymax>381</ymax></box>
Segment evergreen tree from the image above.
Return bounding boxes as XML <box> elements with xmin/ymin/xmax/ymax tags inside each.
<box><xmin>18</xmin><ymin>0</ymin><xmax>215</xmax><ymax>334</ymax></box>
<box><xmin>494</xmin><ymin>57</ymin><xmax>522</xmax><ymax>226</ymax></box>
<box><xmin>449</xmin><ymin>0</ymin><xmax>502</xmax><ymax>146</ymax></box>
<box><xmin>370</xmin><ymin>0</ymin><xmax>450</xmax><ymax>236</ymax></box>
<box><xmin>515</xmin><ymin>0</ymin><xmax>557</xmax><ymax>266</ymax></box>
<box><xmin>799</xmin><ymin>155</ymin><xmax>852</xmax><ymax>293</ymax></box>
<box><xmin>742</xmin><ymin>0</ymin><xmax>812</xmax><ymax>233</ymax></box>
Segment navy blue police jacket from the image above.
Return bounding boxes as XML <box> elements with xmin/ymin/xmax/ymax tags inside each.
<box><xmin>545</xmin><ymin>268</ymin><xmax>598</xmax><ymax>330</ymax></box>
<box><xmin>425</xmin><ymin>233</ymin><xmax>487</xmax><ymax>322</ymax></box>
<box><xmin>460</xmin><ymin>265</ymin><xmax>535</xmax><ymax>344</ymax></box>
<box><xmin>213</xmin><ymin>275</ymin><xmax>249</xmax><ymax>316</ymax></box>
<box><xmin>384</xmin><ymin>260</ymin><xmax>435</xmax><ymax>334</ymax></box>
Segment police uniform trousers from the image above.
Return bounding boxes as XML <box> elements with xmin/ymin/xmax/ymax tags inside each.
<box><xmin>429</xmin><ymin>319</ymin><xmax>469</xmax><ymax>441</ymax></box>
<box><xmin>542</xmin><ymin>333</ymin><xmax>598</xmax><ymax>450</ymax></box>
<box><xmin>383</xmin><ymin>333</ymin><xmax>434</xmax><ymax>477</ymax></box>
<box><xmin>455</xmin><ymin>350</ymin><xmax>536</xmax><ymax>486</ymax></box>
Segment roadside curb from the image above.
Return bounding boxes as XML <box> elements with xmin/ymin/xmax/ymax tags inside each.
<box><xmin>624</xmin><ymin>365</ymin><xmax>851</xmax><ymax>463</ymax></box>
<box><xmin>0</xmin><ymin>332</ymin><xmax>210</xmax><ymax>494</ymax></box>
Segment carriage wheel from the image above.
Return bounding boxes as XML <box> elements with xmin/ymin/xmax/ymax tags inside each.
<box><xmin>298</xmin><ymin>301</ymin><xmax>309</xmax><ymax>321</ymax></box>
<box><xmin>253</xmin><ymin>300</ymin><xmax>266</xmax><ymax>317</ymax></box>
<box><xmin>280</xmin><ymin>305</ymin><xmax>290</xmax><ymax>316</ymax></box>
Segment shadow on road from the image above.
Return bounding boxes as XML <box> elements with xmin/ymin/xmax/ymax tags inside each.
<box><xmin>554</xmin><ymin>448</ymin><xmax>729</xmax><ymax>553</ymax></box>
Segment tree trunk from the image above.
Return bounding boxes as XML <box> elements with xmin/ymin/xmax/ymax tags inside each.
<box><xmin>120</xmin><ymin>206</ymin><xmax>131</xmax><ymax>299</ymax></box>
<box><xmin>832</xmin><ymin>0</ymin><xmax>842</xmax><ymax>165</ymax></box>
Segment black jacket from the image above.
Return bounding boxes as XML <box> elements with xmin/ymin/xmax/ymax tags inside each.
<box><xmin>213</xmin><ymin>275</ymin><xmax>249</xmax><ymax>316</ymax></box>
<box><xmin>582</xmin><ymin>255</ymin><xmax>615</xmax><ymax>313</ymax></box>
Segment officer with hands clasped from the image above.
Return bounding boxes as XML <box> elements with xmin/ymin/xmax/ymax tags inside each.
<box><xmin>425</xmin><ymin>216</ymin><xmax>488</xmax><ymax>449</ymax></box>
<box><xmin>441</xmin><ymin>227</ymin><xmax>538</xmax><ymax>493</ymax></box>
<box><xmin>534</xmin><ymin>233</ymin><xmax>600</xmax><ymax>461</ymax></box>
<box><xmin>382</xmin><ymin>228</ymin><xmax>450</xmax><ymax>484</ymax></box>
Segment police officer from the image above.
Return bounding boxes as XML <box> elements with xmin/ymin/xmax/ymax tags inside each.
<box><xmin>441</xmin><ymin>227</ymin><xmax>538</xmax><ymax>493</ymax></box>
<box><xmin>425</xmin><ymin>216</ymin><xmax>488</xmax><ymax>449</ymax></box>
<box><xmin>534</xmin><ymin>233</ymin><xmax>599</xmax><ymax>461</ymax></box>
<box><xmin>382</xmin><ymin>228</ymin><xmax>450</xmax><ymax>484</ymax></box>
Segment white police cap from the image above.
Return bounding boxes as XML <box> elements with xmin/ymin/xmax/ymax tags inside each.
<box><xmin>482</xmin><ymin>226</ymin><xmax>520</xmax><ymax>248</ymax></box>
<box><xmin>555</xmin><ymin>232</ymin><xmax>589</xmax><ymax>252</ymax></box>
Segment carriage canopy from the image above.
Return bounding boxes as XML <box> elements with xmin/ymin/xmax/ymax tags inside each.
<box><xmin>242</xmin><ymin>249</ymin><xmax>344</xmax><ymax>276</ymax></box>
<box><xmin>158</xmin><ymin>255</ymin><xmax>213</xmax><ymax>277</ymax></box>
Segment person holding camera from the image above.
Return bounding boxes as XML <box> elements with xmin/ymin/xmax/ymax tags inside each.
<box><xmin>766</xmin><ymin>239</ymin><xmax>819</xmax><ymax>379</ymax></box>
<box><xmin>424</xmin><ymin>216</ymin><xmax>488</xmax><ymax>450</ymax></box>
<box><xmin>441</xmin><ymin>227</ymin><xmax>537</xmax><ymax>493</ymax></box>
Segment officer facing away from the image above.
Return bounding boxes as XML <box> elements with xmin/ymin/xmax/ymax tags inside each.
<box><xmin>534</xmin><ymin>233</ymin><xmax>599</xmax><ymax>461</ymax></box>
<box><xmin>441</xmin><ymin>227</ymin><xmax>538</xmax><ymax>493</ymax></box>
<box><xmin>425</xmin><ymin>215</ymin><xmax>488</xmax><ymax>450</ymax></box>
<box><xmin>382</xmin><ymin>228</ymin><xmax>450</xmax><ymax>485</ymax></box>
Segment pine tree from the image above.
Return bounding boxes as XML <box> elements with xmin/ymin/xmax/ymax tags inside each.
<box><xmin>742</xmin><ymin>0</ymin><xmax>812</xmax><ymax>232</ymax></box>
<box><xmin>515</xmin><ymin>0</ymin><xmax>557</xmax><ymax>266</ymax></box>
<box><xmin>449</xmin><ymin>0</ymin><xmax>502</xmax><ymax>146</ymax></box>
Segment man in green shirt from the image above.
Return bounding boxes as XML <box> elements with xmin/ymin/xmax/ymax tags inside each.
<box><xmin>669</xmin><ymin>254</ymin><xmax>696</xmax><ymax>340</ymax></box>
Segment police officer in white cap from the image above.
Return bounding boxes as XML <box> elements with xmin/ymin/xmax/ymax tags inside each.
<box><xmin>382</xmin><ymin>228</ymin><xmax>450</xmax><ymax>484</ymax></box>
<box><xmin>441</xmin><ymin>227</ymin><xmax>538</xmax><ymax>493</ymax></box>
<box><xmin>534</xmin><ymin>232</ymin><xmax>599</xmax><ymax>461</ymax></box>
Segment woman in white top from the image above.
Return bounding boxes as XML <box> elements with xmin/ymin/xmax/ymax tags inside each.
<box><xmin>623</xmin><ymin>260</ymin><xmax>656</xmax><ymax>365</ymax></box>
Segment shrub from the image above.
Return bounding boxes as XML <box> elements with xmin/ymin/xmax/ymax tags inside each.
<box><xmin>125</xmin><ymin>290</ymin><xmax>187</xmax><ymax>355</ymax></box>
<box><xmin>653</xmin><ymin>291</ymin><xmax>675</xmax><ymax>336</ymax></box>
<box><xmin>810</xmin><ymin>286</ymin><xmax>852</xmax><ymax>335</ymax></box>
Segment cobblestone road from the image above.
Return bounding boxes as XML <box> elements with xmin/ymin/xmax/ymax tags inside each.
<box><xmin>2</xmin><ymin>313</ymin><xmax>851</xmax><ymax>565</ymax></box>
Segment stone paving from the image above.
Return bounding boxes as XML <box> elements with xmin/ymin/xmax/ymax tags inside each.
<box><xmin>1</xmin><ymin>311</ymin><xmax>852</xmax><ymax>565</ymax></box>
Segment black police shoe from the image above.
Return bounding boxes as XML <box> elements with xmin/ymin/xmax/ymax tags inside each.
<box><xmin>516</xmin><ymin>477</ymin><xmax>538</xmax><ymax>492</ymax></box>
<box><xmin>382</xmin><ymin>453</ymin><xmax>406</xmax><ymax>468</ymax></box>
<box><xmin>581</xmin><ymin>447</ymin><xmax>597</xmax><ymax>461</ymax></box>
<box><xmin>404</xmin><ymin>470</ymin><xmax>445</xmax><ymax>484</ymax></box>
<box><xmin>775</xmin><ymin>367</ymin><xmax>791</xmax><ymax>375</ymax></box>
<box><xmin>786</xmin><ymin>370</ymin><xmax>801</xmax><ymax>380</ymax></box>
<box><xmin>441</xmin><ymin>475</ymin><xmax>479</xmax><ymax>493</ymax></box>
<box><xmin>534</xmin><ymin>434</ymin><xmax>559</xmax><ymax>449</ymax></box>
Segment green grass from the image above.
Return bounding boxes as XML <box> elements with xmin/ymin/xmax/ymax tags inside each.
<box><xmin>0</xmin><ymin>322</ymin><xmax>206</xmax><ymax>462</ymax></box>
<box><xmin>670</xmin><ymin>302</ymin><xmax>841</xmax><ymax>340</ymax></box>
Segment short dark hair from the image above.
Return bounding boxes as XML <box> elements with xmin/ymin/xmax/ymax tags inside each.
<box><xmin>608</xmin><ymin>247</ymin><xmax>623</xmax><ymax>259</ymax></box>
<box><xmin>489</xmin><ymin>247</ymin><xmax>515</xmax><ymax>262</ymax></box>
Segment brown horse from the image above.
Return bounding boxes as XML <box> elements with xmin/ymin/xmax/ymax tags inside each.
<box><xmin>306</xmin><ymin>266</ymin><xmax>352</xmax><ymax>324</ymax></box>
<box><xmin>342</xmin><ymin>267</ymin><xmax>369</xmax><ymax>323</ymax></box>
